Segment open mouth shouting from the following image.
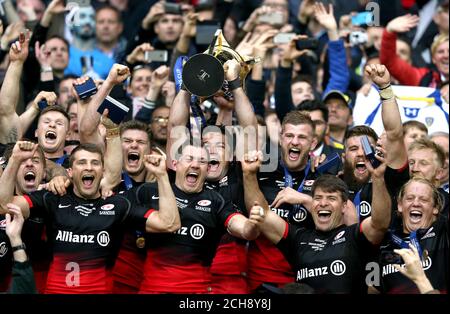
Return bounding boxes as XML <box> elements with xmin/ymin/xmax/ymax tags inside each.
<box><xmin>45</xmin><ymin>130</ymin><xmax>58</xmax><ymax>144</ymax></box>
<box><xmin>288</xmin><ymin>147</ymin><xmax>301</xmax><ymax>161</ymax></box>
<box><xmin>355</xmin><ymin>161</ymin><xmax>367</xmax><ymax>175</ymax></box>
<box><xmin>24</xmin><ymin>170</ymin><xmax>37</xmax><ymax>187</ymax></box>
<box><xmin>185</xmin><ymin>171</ymin><xmax>199</xmax><ymax>187</ymax></box>
<box><xmin>208</xmin><ymin>159</ymin><xmax>220</xmax><ymax>173</ymax></box>
<box><xmin>81</xmin><ymin>174</ymin><xmax>95</xmax><ymax>189</ymax></box>
<box><xmin>317</xmin><ymin>210</ymin><xmax>332</xmax><ymax>223</ymax></box>
<box><xmin>409</xmin><ymin>210</ymin><xmax>423</xmax><ymax>224</ymax></box>
<box><xmin>127</xmin><ymin>152</ymin><xmax>140</xmax><ymax>167</ymax></box>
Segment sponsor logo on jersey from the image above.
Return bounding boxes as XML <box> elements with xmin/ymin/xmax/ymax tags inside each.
<box><xmin>332</xmin><ymin>231</ymin><xmax>347</xmax><ymax>245</ymax></box>
<box><xmin>421</xmin><ymin>227</ymin><xmax>436</xmax><ymax>240</ymax></box>
<box><xmin>197</xmin><ymin>200</ymin><xmax>211</xmax><ymax>207</ymax></box>
<box><xmin>330</xmin><ymin>260</ymin><xmax>346</xmax><ymax>276</ymax></box>
<box><xmin>0</xmin><ymin>242</ymin><xmax>7</xmax><ymax>258</ymax></box>
<box><xmin>292</xmin><ymin>208</ymin><xmax>308</xmax><ymax>222</ymax></box>
<box><xmin>296</xmin><ymin>260</ymin><xmax>347</xmax><ymax>280</ymax></box>
<box><xmin>308</xmin><ymin>238</ymin><xmax>326</xmax><ymax>251</ymax></box>
<box><xmin>304</xmin><ymin>180</ymin><xmax>315</xmax><ymax>186</ymax></box>
<box><xmin>101</xmin><ymin>204</ymin><xmax>115</xmax><ymax>211</ymax></box>
<box><xmin>176</xmin><ymin>197</ymin><xmax>189</xmax><ymax>209</ymax></box>
<box><xmin>75</xmin><ymin>204</ymin><xmax>96</xmax><ymax>217</ymax></box>
<box><xmin>219</xmin><ymin>176</ymin><xmax>228</xmax><ymax>186</ymax></box>
<box><xmin>97</xmin><ymin>231</ymin><xmax>110</xmax><ymax>247</ymax></box>
<box><xmin>382</xmin><ymin>257</ymin><xmax>432</xmax><ymax>276</ymax></box>
<box><xmin>55</xmin><ymin>230</ymin><xmax>110</xmax><ymax>246</ymax></box>
<box><xmin>358</xmin><ymin>201</ymin><xmax>371</xmax><ymax>217</ymax></box>
<box><xmin>190</xmin><ymin>224</ymin><xmax>205</xmax><ymax>240</ymax></box>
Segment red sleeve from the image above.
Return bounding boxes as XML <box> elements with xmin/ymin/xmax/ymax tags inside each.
<box><xmin>282</xmin><ymin>221</ymin><xmax>289</xmax><ymax>239</ymax></box>
<box><xmin>144</xmin><ymin>209</ymin><xmax>156</xmax><ymax>219</ymax></box>
<box><xmin>224</xmin><ymin>212</ymin><xmax>240</xmax><ymax>228</ymax></box>
<box><xmin>23</xmin><ymin>195</ymin><xmax>33</xmax><ymax>208</ymax></box>
<box><xmin>380</xmin><ymin>30</ymin><xmax>428</xmax><ymax>86</ymax></box>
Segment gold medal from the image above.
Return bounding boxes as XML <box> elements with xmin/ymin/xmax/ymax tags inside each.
<box><xmin>136</xmin><ymin>237</ymin><xmax>145</xmax><ymax>249</ymax></box>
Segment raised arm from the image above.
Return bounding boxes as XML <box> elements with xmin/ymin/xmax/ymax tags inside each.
<box><xmin>0</xmin><ymin>31</ymin><xmax>30</xmax><ymax>144</ymax></box>
<box><xmin>100</xmin><ymin>111</ymin><xmax>123</xmax><ymax>194</ymax></box>
<box><xmin>314</xmin><ymin>3</ymin><xmax>349</xmax><ymax>95</ymax></box>
<box><xmin>79</xmin><ymin>64</ymin><xmax>131</xmax><ymax>146</ymax></box>
<box><xmin>361</xmin><ymin>147</ymin><xmax>391</xmax><ymax>245</ymax></box>
<box><xmin>241</xmin><ymin>150</ymin><xmax>270</xmax><ymax>214</ymax></box>
<box><xmin>380</xmin><ymin>15</ymin><xmax>423</xmax><ymax>86</ymax></box>
<box><xmin>166</xmin><ymin>89</ymin><xmax>191</xmax><ymax>167</ymax></box>
<box><xmin>0</xmin><ymin>141</ymin><xmax>35</xmax><ymax>217</ymax></box>
<box><xmin>365</xmin><ymin>64</ymin><xmax>407</xmax><ymax>169</ymax></box>
<box><xmin>19</xmin><ymin>91</ymin><xmax>57</xmax><ymax>135</ymax></box>
<box><xmin>143</xmin><ymin>155</ymin><xmax>180</xmax><ymax>233</ymax></box>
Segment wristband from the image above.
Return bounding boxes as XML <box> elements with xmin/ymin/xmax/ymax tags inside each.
<box><xmin>106</xmin><ymin>128</ymin><xmax>120</xmax><ymax>139</ymax></box>
<box><xmin>40</xmin><ymin>66</ymin><xmax>53</xmax><ymax>73</ymax></box>
<box><xmin>379</xmin><ymin>83</ymin><xmax>391</xmax><ymax>90</ymax></box>
<box><xmin>379</xmin><ymin>86</ymin><xmax>395</xmax><ymax>101</ymax></box>
<box><xmin>11</xmin><ymin>243</ymin><xmax>26</xmax><ymax>252</ymax></box>
<box><xmin>227</xmin><ymin>77</ymin><xmax>241</xmax><ymax>91</ymax></box>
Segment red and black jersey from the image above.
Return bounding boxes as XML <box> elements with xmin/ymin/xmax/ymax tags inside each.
<box><xmin>379</xmin><ymin>215</ymin><xmax>449</xmax><ymax>294</ymax></box>
<box><xmin>247</xmin><ymin>162</ymin><xmax>317</xmax><ymax>290</ymax></box>
<box><xmin>206</xmin><ymin>162</ymin><xmax>248</xmax><ymax>278</ymax></box>
<box><xmin>132</xmin><ymin>183</ymin><xmax>239</xmax><ymax>293</ymax></box>
<box><xmin>24</xmin><ymin>189</ymin><xmax>151</xmax><ymax>294</ymax></box>
<box><xmin>111</xmin><ymin>174</ymin><xmax>147</xmax><ymax>293</ymax></box>
<box><xmin>277</xmin><ymin>222</ymin><xmax>376</xmax><ymax>294</ymax></box>
<box><xmin>0</xmin><ymin>215</ymin><xmax>12</xmax><ymax>292</ymax></box>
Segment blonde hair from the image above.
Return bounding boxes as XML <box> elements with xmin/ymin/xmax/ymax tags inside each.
<box><xmin>431</xmin><ymin>34</ymin><xmax>449</xmax><ymax>56</ymax></box>
<box><xmin>398</xmin><ymin>177</ymin><xmax>444</xmax><ymax>213</ymax></box>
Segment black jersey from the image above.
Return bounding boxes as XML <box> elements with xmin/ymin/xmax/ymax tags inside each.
<box><xmin>134</xmin><ymin>183</ymin><xmax>239</xmax><ymax>293</ymax></box>
<box><xmin>0</xmin><ymin>215</ymin><xmax>12</xmax><ymax>292</ymax></box>
<box><xmin>438</xmin><ymin>188</ymin><xmax>449</xmax><ymax>218</ymax></box>
<box><xmin>277</xmin><ymin>222</ymin><xmax>376</xmax><ymax>294</ymax></box>
<box><xmin>378</xmin><ymin>215</ymin><xmax>449</xmax><ymax>294</ymax></box>
<box><xmin>111</xmin><ymin>172</ymin><xmax>147</xmax><ymax>293</ymax></box>
<box><xmin>205</xmin><ymin>162</ymin><xmax>248</xmax><ymax>277</ymax></box>
<box><xmin>24</xmin><ymin>189</ymin><xmax>150</xmax><ymax>294</ymax></box>
<box><xmin>247</xmin><ymin>162</ymin><xmax>318</xmax><ymax>290</ymax></box>
<box><xmin>346</xmin><ymin>164</ymin><xmax>410</xmax><ymax>222</ymax></box>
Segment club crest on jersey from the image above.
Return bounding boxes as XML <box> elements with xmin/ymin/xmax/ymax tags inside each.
<box><xmin>358</xmin><ymin>201</ymin><xmax>371</xmax><ymax>217</ymax></box>
<box><xmin>304</xmin><ymin>180</ymin><xmax>315</xmax><ymax>186</ymax></box>
<box><xmin>0</xmin><ymin>242</ymin><xmax>7</xmax><ymax>258</ymax></box>
<box><xmin>0</xmin><ymin>219</ymin><xmax>6</xmax><ymax>230</ymax></box>
<box><xmin>425</xmin><ymin>117</ymin><xmax>434</xmax><ymax>127</ymax></box>
<box><xmin>421</xmin><ymin>227</ymin><xmax>436</xmax><ymax>240</ymax></box>
<box><xmin>219</xmin><ymin>176</ymin><xmax>228</xmax><ymax>186</ymax></box>
<box><xmin>76</xmin><ymin>204</ymin><xmax>96</xmax><ymax>217</ymax></box>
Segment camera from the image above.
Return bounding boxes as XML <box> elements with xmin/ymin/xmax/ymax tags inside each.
<box><xmin>349</xmin><ymin>31</ymin><xmax>368</xmax><ymax>46</ymax></box>
<box><xmin>195</xmin><ymin>20</ymin><xmax>221</xmax><ymax>46</ymax></box>
<box><xmin>144</xmin><ymin>50</ymin><xmax>169</xmax><ymax>63</ymax></box>
<box><xmin>258</xmin><ymin>12</ymin><xmax>284</xmax><ymax>26</ymax></box>
<box><xmin>273</xmin><ymin>33</ymin><xmax>296</xmax><ymax>44</ymax></box>
<box><xmin>164</xmin><ymin>2</ymin><xmax>182</xmax><ymax>15</ymax></box>
<box><xmin>296</xmin><ymin>38</ymin><xmax>319</xmax><ymax>50</ymax></box>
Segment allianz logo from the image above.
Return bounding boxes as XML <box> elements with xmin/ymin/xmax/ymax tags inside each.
<box><xmin>55</xmin><ymin>230</ymin><xmax>110</xmax><ymax>247</ymax></box>
<box><xmin>297</xmin><ymin>260</ymin><xmax>346</xmax><ymax>280</ymax></box>
<box><xmin>382</xmin><ymin>257</ymin><xmax>432</xmax><ymax>276</ymax></box>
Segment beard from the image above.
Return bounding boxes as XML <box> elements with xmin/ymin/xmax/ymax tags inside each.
<box><xmin>342</xmin><ymin>159</ymin><xmax>367</xmax><ymax>190</ymax></box>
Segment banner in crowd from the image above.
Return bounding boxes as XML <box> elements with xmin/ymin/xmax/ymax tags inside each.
<box><xmin>354</xmin><ymin>85</ymin><xmax>449</xmax><ymax>136</ymax></box>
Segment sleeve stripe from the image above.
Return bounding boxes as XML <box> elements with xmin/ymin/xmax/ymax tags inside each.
<box><xmin>282</xmin><ymin>221</ymin><xmax>289</xmax><ymax>239</ymax></box>
<box><xmin>224</xmin><ymin>212</ymin><xmax>240</xmax><ymax>228</ymax></box>
<box><xmin>144</xmin><ymin>209</ymin><xmax>156</xmax><ymax>219</ymax></box>
<box><xmin>359</xmin><ymin>223</ymin><xmax>364</xmax><ymax>234</ymax></box>
<box><xmin>23</xmin><ymin>195</ymin><xmax>33</xmax><ymax>209</ymax></box>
